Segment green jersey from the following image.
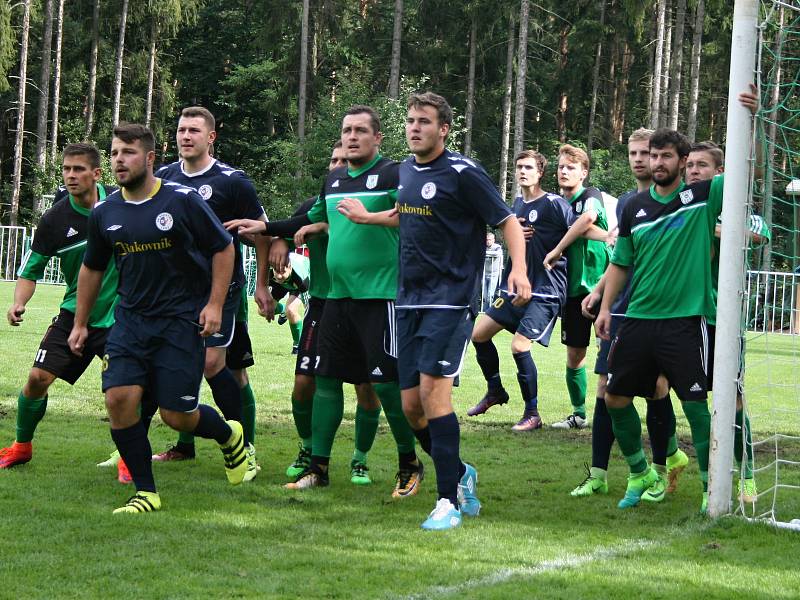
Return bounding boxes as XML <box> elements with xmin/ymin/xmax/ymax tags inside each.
<box><xmin>307</xmin><ymin>154</ymin><xmax>399</xmax><ymax>300</ymax></box>
<box><xmin>18</xmin><ymin>185</ymin><xmax>118</xmax><ymax>328</ymax></box>
<box><xmin>293</xmin><ymin>196</ymin><xmax>330</xmax><ymax>299</ymax></box>
<box><xmin>565</xmin><ymin>186</ymin><xmax>610</xmax><ymax>297</ymax></box>
<box><xmin>612</xmin><ymin>176</ymin><xmax>724</xmax><ymax>320</ymax></box>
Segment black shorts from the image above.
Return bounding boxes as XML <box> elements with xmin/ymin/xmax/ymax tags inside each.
<box><xmin>486</xmin><ymin>291</ymin><xmax>560</xmax><ymax>346</ymax></box>
<box><xmin>102</xmin><ymin>308</ymin><xmax>205</xmax><ymax>412</ymax></box>
<box><xmin>226</xmin><ymin>320</ymin><xmax>255</xmax><ymax>370</ymax></box>
<box><xmin>594</xmin><ymin>314</ymin><xmax>623</xmax><ymax>376</ymax></box>
<box><xmin>561</xmin><ymin>294</ymin><xmax>594</xmax><ymax>348</ymax></box>
<box><xmin>316</xmin><ymin>298</ymin><xmax>398</xmax><ymax>385</ymax></box>
<box><xmin>295</xmin><ymin>296</ymin><xmax>324</xmax><ymax>376</ymax></box>
<box><xmin>205</xmin><ymin>286</ymin><xmax>240</xmax><ymax>349</ymax></box>
<box><xmin>33</xmin><ymin>308</ymin><xmax>109</xmax><ymax>384</ymax></box>
<box><xmin>606</xmin><ymin>316</ymin><xmax>708</xmax><ymax>401</ymax></box>
<box><xmin>396</xmin><ymin>307</ymin><xmax>474</xmax><ymax>390</ymax></box>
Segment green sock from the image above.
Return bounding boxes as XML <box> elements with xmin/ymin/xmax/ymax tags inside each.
<box><xmin>735</xmin><ymin>408</ymin><xmax>754</xmax><ymax>479</ymax></box>
<box><xmin>276</xmin><ymin>301</ymin><xmax>286</xmax><ymax>315</ymax></box>
<box><xmin>565</xmin><ymin>366</ymin><xmax>587</xmax><ymax>418</ymax></box>
<box><xmin>290</xmin><ymin>321</ymin><xmax>302</xmax><ymax>345</ymax></box>
<box><xmin>16</xmin><ymin>392</ymin><xmax>48</xmax><ymax>443</ymax></box>
<box><xmin>311</xmin><ymin>376</ymin><xmax>344</xmax><ymax>458</ymax></box>
<box><xmin>589</xmin><ymin>466</ymin><xmax>607</xmax><ymax>480</ymax></box>
<box><xmin>607</xmin><ymin>403</ymin><xmax>647</xmax><ymax>474</ymax></box>
<box><xmin>240</xmin><ymin>383</ymin><xmax>256</xmax><ymax>446</ymax></box>
<box><xmin>291</xmin><ymin>393</ymin><xmax>313</xmax><ymax>449</ymax></box>
<box><xmin>354</xmin><ymin>404</ymin><xmax>381</xmax><ymax>458</ymax></box>
<box><xmin>374</xmin><ymin>382</ymin><xmax>416</xmax><ymax>455</ymax></box>
<box><xmin>681</xmin><ymin>400</ymin><xmax>711</xmax><ymax>491</ymax></box>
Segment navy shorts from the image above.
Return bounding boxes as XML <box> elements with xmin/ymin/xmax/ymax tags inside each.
<box><xmin>102</xmin><ymin>308</ymin><xmax>205</xmax><ymax>412</ymax></box>
<box><xmin>396</xmin><ymin>308</ymin><xmax>474</xmax><ymax>390</ymax></box>
<box><xmin>226</xmin><ymin>320</ymin><xmax>255</xmax><ymax>370</ymax></box>
<box><xmin>486</xmin><ymin>291</ymin><xmax>560</xmax><ymax>346</ymax></box>
<box><xmin>594</xmin><ymin>314</ymin><xmax>623</xmax><ymax>375</ymax></box>
<box><xmin>205</xmin><ymin>286</ymin><xmax>240</xmax><ymax>349</ymax></box>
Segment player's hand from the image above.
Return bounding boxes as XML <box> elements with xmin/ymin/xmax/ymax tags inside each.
<box><xmin>337</xmin><ymin>197</ymin><xmax>370</xmax><ymax>224</ymax></box>
<box><xmin>543</xmin><ymin>249</ymin><xmax>562</xmax><ymax>271</ymax></box>
<box><xmin>255</xmin><ymin>284</ymin><xmax>275</xmax><ymax>322</ymax></box>
<box><xmin>269</xmin><ymin>238</ymin><xmax>290</xmax><ymax>272</ymax></box>
<box><xmin>738</xmin><ymin>83</ymin><xmax>758</xmax><ymax>115</ymax></box>
<box><xmin>223</xmin><ymin>218</ymin><xmax>267</xmax><ymax>236</ymax></box>
<box><xmin>581</xmin><ymin>291</ymin><xmax>602</xmax><ymax>320</ymax></box>
<box><xmin>7</xmin><ymin>303</ymin><xmax>25</xmax><ymax>326</ymax></box>
<box><xmin>595</xmin><ymin>309</ymin><xmax>612</xmax><ymax>341</ymax></box>
<box><xmin>606</xmin><ymin>227</ymin><xmax>619</xmax><ymax>247</ymax></box>
<box><xmin>67</xmin><ymin>325</ymin><xmax>88</xmax><ymax>356</ymax></box>
<box><xmin>506</xmin><ymin>268</ymin><xmax>532</xmax><ymax>307</ymax></box>
<box><xmin>294</xmin><ymin>222</ymin><xmax>328</xmax><ymax>246</ymax></box>
<box><xmin>518</xmin><ymin>217</ymin><xmax>534</xmax><ymax>240</ymax></box>
<box><xmin>198</xmin><ymin>303</ymin><xmax>222</xmax><ymax>337</ymax></box>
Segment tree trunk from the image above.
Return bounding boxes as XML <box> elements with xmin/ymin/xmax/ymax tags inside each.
<box><xmin>84</xmin><ymin>0</ymin><xmax>100</xmax><ymax>140</ymax></box>
<box><xmin>10</xmin><ymin>0</ymin><xmax>32</xmax><ymax>226</ymax></box>
<box><xmin>650</xmin><ymin>0</ymin><xmax>666</xmax><ymax>128</ymax></box>
<box><xmin>586</xmin><ymin>0</ymin><xmax>606</xmax><ymax>156</ymax></box>
<box><xmin>48</xmin><ymin>0</ymin><xmax>63</xmax><ymax>169</ymax></box>
<box><xmin>388</xmin><ymin>0</ymin><xmax>402</xmax><ymax>99</ymax></box>
<box><xmin>111</xmin><ymin>0</ymin><xmax>130</xmax><ymax>128</ymax></box>
<box><xmin>145</xmin><ymin>21</ymin><xmax>157</xmax><ymax>129</ymax></box>
<box><xmin>513</xmin><ymin>0</ymin><xmax>529</xmax><ymax>158</ymax></box>
<box><xmin>34</xmin><ymin>0</ymin><xmax>54</xmax><ymax>190</ymax></box>
<box><xmin>659</xmin><ymin>3</ymin><xmax>672</xmax><ymax>128</ymax></box>
<box><xmin>555</xmin><ymin>21</ymin><xmax>571</xmax><ymax>143</ymax></box>
<box><xmin>498</xmin><ymin>11</ymin><xmax>515</xmax><ymax>200</ymax></box>
<box><xmin>667</xmin><ymin>0</ymin><xmax>686</xmax><ymax>130</ymax></box>
<box><xmin>612</xmin><ymin>42</ymin><xmax>633</xmax><ymax>142</ymax></box>
<box><xmin>686</xmin><ymin>0</ymin><xmax>704</xmax><ymax>140</ymax></box>
<box><xmin>463</xmin><ymin>18</ymin><xmax>477</xmax><ymax>156</ymax></box>
<box><xmin>298</xmin><ymin>0</ymin><xmax>309</xmax><ymax>143</ymax></box>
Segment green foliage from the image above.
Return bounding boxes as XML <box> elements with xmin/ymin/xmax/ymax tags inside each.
<box><xmin>0</xmin><ymin>1</ymin><xmax>14</xmax><ymax>92</ymax></box>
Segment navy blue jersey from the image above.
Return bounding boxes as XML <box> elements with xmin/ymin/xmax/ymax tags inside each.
<box><xmin>396</xmin><ymin>149</ymin><xmax>513</xmax><ymax>309</ymax></box>
<box><xmin>610</xmin><ymin>189</ymin><xmax>637</xmax><ymax>316</ymax></box>
<box><xmin>502</xmin><ymin>192</ymin><xmax>576</xmax><ymax>304</ymax></box>
<box><xmin>156</xmin><ymin>159</ymin><xmax>265</xmax><ymax>290</ymax></box>
<box><xmin>83</xmin><ymin>179</ymin><xmax>233</xmax><ymax>319</ymax></box>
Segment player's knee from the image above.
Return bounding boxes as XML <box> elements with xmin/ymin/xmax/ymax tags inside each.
<box><xmin>566</xmin><ymin>346</ymin><xmax>586</xmax><ymax>368</ymax></box>
<box><xmin>355</xmin><ymin>384</ymin><xmax>380</xmax><ymax>410</ymax></box>
<box><xmin>596</xmin><ymin>375</ymin><xmax>608</xmax><ymax>398</ymax></box>
<box><xmin>293</xmin><ymin>375</ymin><xmax>315</xmax><ymax>403</ymax></box>
<box><xmin>654</xmin><ymin>375</ymin><xmax>670</xmax><ymax>399</ymax></box>
<box><xmin>604</xmin><ymin>393</ymin><xmax>630</xmax><ymax>410</ymax></box>
<box><xmin>24</xmin><ymin>368</ymin><xmax>55</xmax><ymax>398</ymax></box>
<box><xmin>159</xmin><ymin>408</ymin><xmax>195</xmax><ymax>431</ymax></box>
<box><xmin>203</xmin><ymin>350</ymin><xmax>226</xmax><ymax>377</ymax></box>
<box><xmin>231</xmin><ymin>368</ymin><xmax>248</xmax><ymax>388</ymax></box>
<box><xmin>510</xmin><ymin>337</ymin><xmax>531</xmax><ymax>354</ymax></box>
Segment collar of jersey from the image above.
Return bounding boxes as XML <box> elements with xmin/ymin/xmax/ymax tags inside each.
<box><xmin>520</xmin><ymin>190</ymin><xmax>547</xmax><ymax>204</ymax></box>
<box><xmin>649</xmin><ymin>180</ymin><xmax>686</xmax><ymax>204</ymax></box>
<box><xmin>568</xmin><ymin>186</ymin><xmax>585</xmax><ymax>203</ymax></box>
<box><xmin>68</xmin><ymin>182</ymin><xmax>107</xmax><ymax>216</ymax></box>
<box><xmin>180</xmin><ymin>158</ymin><xmax>216</xmax><ymax>178</ymax></box>
<box><xmin>122</xmin><ymin>178</ymin><xmax>162</xmax><ymax>203</ymax></box>
<box><xmin>347</xmin><ymin>154</ymin><xmax>381</xmax><ymax>178</ymax></box>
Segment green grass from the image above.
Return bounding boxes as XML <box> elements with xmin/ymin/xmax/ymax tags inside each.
<box><xmin>2</xmin><ymin>281</ymin><xmax>800</xmax><ymax>599</ymax></box>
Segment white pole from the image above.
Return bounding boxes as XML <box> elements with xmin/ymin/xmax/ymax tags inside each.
<box><xmin>708</xmin><ymin>0</ymin><xmax>759</xmax><ymax>518</ymax></box>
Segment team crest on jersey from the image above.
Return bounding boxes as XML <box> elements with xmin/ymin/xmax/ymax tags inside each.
<box><xmin>679</xmin><ymin>189</ymin><xmax>694</xmax><ymax>205</ymax></box>
<box><xmin>366</xmin><ymin>174</ymin><xmax>379</xmax><ymax>189</ymax></box>
<box><xmin>528</xmin><ymin>209</ymin><xmax>538</xmax><ymax>222</ymax></box>
<box><xmin>155</xmin><ymin>212</ymin><xmax>174</xmax><ymax>231</ymax></box>
<box><xmin>575</xmin><ymin>201</ymin><xmax>583</xmax><ymax>213</ymax></box>
<box><xmin>198</xmin><ymin>184</ymin><xmax>213</xmax><ymax>200</ymax></box>
<box><xmin>421</xmin><ymin>182</ymin><xmax>437</xmax><ymax>200</ymax></box>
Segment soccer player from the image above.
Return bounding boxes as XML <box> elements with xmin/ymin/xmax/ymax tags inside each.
<box><xmin>546</xmin><ymin>145</ymin><xmax>609</xmax><ymax>430</ymax></box>
<box><xmin>228</xmin><ymin>107</ymin><xmax>422</xmax><ymax>495</ymax></box>
<box><xmin>482</xmin><ymin>232</ymin><xmax>503</xmax><ymax>311</ymax></box>
<box><xmin>571</xmin><ymin>128</ymin><xmax>687</xmax><ymax>500</ymax></box>
<box><xmin>337</xmin><ymin>92</ymin><xmax>530</xmax><ymax>530</ymax></box>
<box><xmin>68</xmin><ymin>123</ymin><xmax>247</xmax><ymax>514</ymax></box>
<box><xmin>153</xmin><ymin>107</ymin><xmax>271</xmax><ymax>481</ymax></box>
<box><xmin>596</xmin><ymin>128</ymin><xmax>722</xmax><ymax>512</ymax></box>
<box><xmin>0</xmin><ymin>144</ymin><xmax>118</xmax><ymax>470</ymax></box>
<box><xmin>271</xmin><ymin>251</ymin><xmax>309</xmax><ymax>354</ymax></box>
<box><xmin>469</xmin><ymin>150</ymin><xmax>601</xmax><ymax>431</ymax></box>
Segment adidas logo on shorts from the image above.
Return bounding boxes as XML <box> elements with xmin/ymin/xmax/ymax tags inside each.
<box><xmin>689</xmin><ymin>383</ymin><xmax>703</xmax><ymax>392</ymax></box>
<box><xmin>371</xmin><ymin>367</ymin><xmax>383</xmax><ymax>376</ymax></box>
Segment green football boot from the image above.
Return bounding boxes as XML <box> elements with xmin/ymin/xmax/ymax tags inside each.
<box><xmin>618</xmin><ymin>467</ymin><xmax>659</xmax><ymax>509</ymax></box>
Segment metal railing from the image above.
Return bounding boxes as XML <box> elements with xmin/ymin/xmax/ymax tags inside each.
<box><xmin>745</xmin><ymin>270</ymin><xmax>798</xmax><ymax>334</ymax></box>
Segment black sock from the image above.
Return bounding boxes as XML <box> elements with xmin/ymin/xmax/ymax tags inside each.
<box><xmin>413</xmin><ymin>425</ymin><xmax>432</xmax><ymax>456</ymax></box>
<box><xmin>111</xmin><ymin>421</ymin><xmax>155</xmax><ymax>493</ymax></box>
<box><xmin>310</xmin><ymin>455</ymin><xmax>329</xmax><ymax>473</ymax></box>
<box><xmin>473</xmin><ymin>340</ymin><xmax>503</xmax><ymax>391</ymax></box>
<box><xmin>591</xmin><ymin>396</ymin><xmax>615</xmax><ymax>470</ymax></box>
<box><xmin>513</xmin><ymin>350</ymin><xmax>539</xmax><ymax>414</ymax></box>
<box><xmin>399</xmin><ymin>451</ymin><xmax>418</xmax><ymax>469</ymax></box>
<box><xmin>646</xmin><ymin>393</ymin><xmax>673</xmax><ymax>466</ymax></box>
<box><xmin>192</xmin><ymin>404</ymin><xmax>232</xmax><ymax>445</ymax></box>
<box><xmin>207</xmin><ymin>368</ymin><xmax>242</xmax><ymax>422</ymax></box>
<box><xmin>428</xmin><ymin>413</ymin><xmax>462</xmax><ymax>507</ymax></box>
<box><xmin>140</xmin><ymin>392</ymin><xmax>158</xmax><ymax>434</ymax></box>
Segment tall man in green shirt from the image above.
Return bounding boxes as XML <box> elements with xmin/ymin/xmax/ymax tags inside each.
<box><xmin>1</xmin><ymin>144</ymin><xmax>119</xmax><ymax>469</ymax></box>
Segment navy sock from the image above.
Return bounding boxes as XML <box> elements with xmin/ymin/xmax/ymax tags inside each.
<box><xmin>591</xmin><ymin>396</ymin><xmax>615</xmax><ymax>470</ymax></box>
<box><xmin>413</xmin><ymin>425</ymin><xmax>432</xmax><ymax>456</ymax></box>
<box><xmin>140</xmin><ymin>392</ymin><xmax>158</xmax><ymax>434</ymax></box>
<box><xmin>646</xmin><ymin>394</ymin><xmax>673</xmax><ymax>466</ymax></box>
<box><xmin>473</xmin><ymin>340</ymin><xmax>503</xmax><ymax>391</ymax></box>
<box><xmin>206</xmin><ymin>368</ymin><xmax>241</xmax><ymax>422</ymax></box>
<box><xmin>192</xmin><ymin>404</ymin><xmax>232</xmax><ymax>445</ymax></box>
<box><xmin>111</xmin><ymin>421</ymin><xmax>155</xmax><ymax>493</ymax></box>
<box><xmin>428</xmin><ymin>413</ymin><xmax>462</xmax><ymax>506</ymax></box>
<box><xmin>513</xmin><ymin>350</ymin><xmax>538</xmax><ymax>414</ymax></box>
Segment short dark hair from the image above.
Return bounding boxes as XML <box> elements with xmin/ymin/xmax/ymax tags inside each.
<box><xmin>690</xmin><ymin>141</ymin><xmax>724</xmax><ymax>168</ymax></box>
<box><xmin>113</xmin><ymin>123</ymin><xmax>156</xmax><ymax>153</ymax></box>
<box><xmin>343</xmin><ymin>105</ymin><xmax>381</xmax><ymax>134</ymax></box>
<box><xmin>63</xmin><ymin>143</ymin><xmax>101</xmax><ymax>169</ymax></box>
<box><xmin>180</xmin><ymin>106</ymin><xmax>216</xmax><ymax>131</ymax></box>
<box><xmin>407</xmin><ymin>92</ymin><xmax>453</xmax><ymax>128</ymax></box>
<box><xmin>649</xmin><ymin>128</ymin><xmax>691</xmax><ymax>158</ymax></box>
<box><xmin>515</xmin><ymin>149</ymin><xmax>547</xmax><ymax>177</ymax></box>
<box><xmin>333</xmin><ymin>139</ymin><xmax>343</xmax><ymax>149</ymax></box>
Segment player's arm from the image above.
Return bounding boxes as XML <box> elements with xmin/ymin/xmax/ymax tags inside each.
<box><xmin>199</xmin><ymin>242</ymin><xmax>235</xmax><ymax>337</ymax></box>
<box><xmin>336</xmin><ymin>197</ymin><xmax>399</xmax><ymax>227</ymax></box>
<box><xmin>12</xmin><ymin>215</ymin><xmax>56</xmax><ymax>325</ymax></box>
<box><xmin>8</xmin><ymin>277</ymin><xmax>37</xmax><ymax>326</ymax></box>
<box><xmin>225</xmin><ymin>213</ymin><xmax>313</xmax><ymax>238</ymax></box>
<box><xmin>253</xmin><ymin>224</ymin><xmax>275</xmax><ymax>322</ymax></box>
<box><xmin>294</xmin><ymin>221</ymin><xmax>329</xmax><ymax>246</ymax></box>
<box><xmin>595</xmin><ymin>264</ymin><xmax>629</xmax><ymax>340</ymax></box>
<box><xmin>543</xmin><ymin>209</ymin><xmax>598</xmax><ymax>270</ymax></box>
<box><xmin>498</xmin><ymin>216</ymin><xmax>531</xmax><ymax>306</ymax></box>
<box><xmin>581</xmin><ymin>223</ymin><xmax>608</xmax><ymax>242</ymax></box>
<box><xmin>581</xmin><ymin>272</ymin><xmax>606</xmax><ymax>319</ymax></box>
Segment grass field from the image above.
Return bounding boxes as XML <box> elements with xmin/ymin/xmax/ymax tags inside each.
<box><xmin>2</xmin><ymin>281</ymin><xmax>800</xmax><ymax>599</ymax></box>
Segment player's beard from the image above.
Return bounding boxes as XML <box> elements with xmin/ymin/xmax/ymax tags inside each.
<box><xmin>117</xmin><ymin>164</ymin><xmax>147</xmax><ymax>190</ymax></box>
<box><xmin>652</xmin><ymin>165</ymin><xmax>680</xmax><ymax>187</ymax></box>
